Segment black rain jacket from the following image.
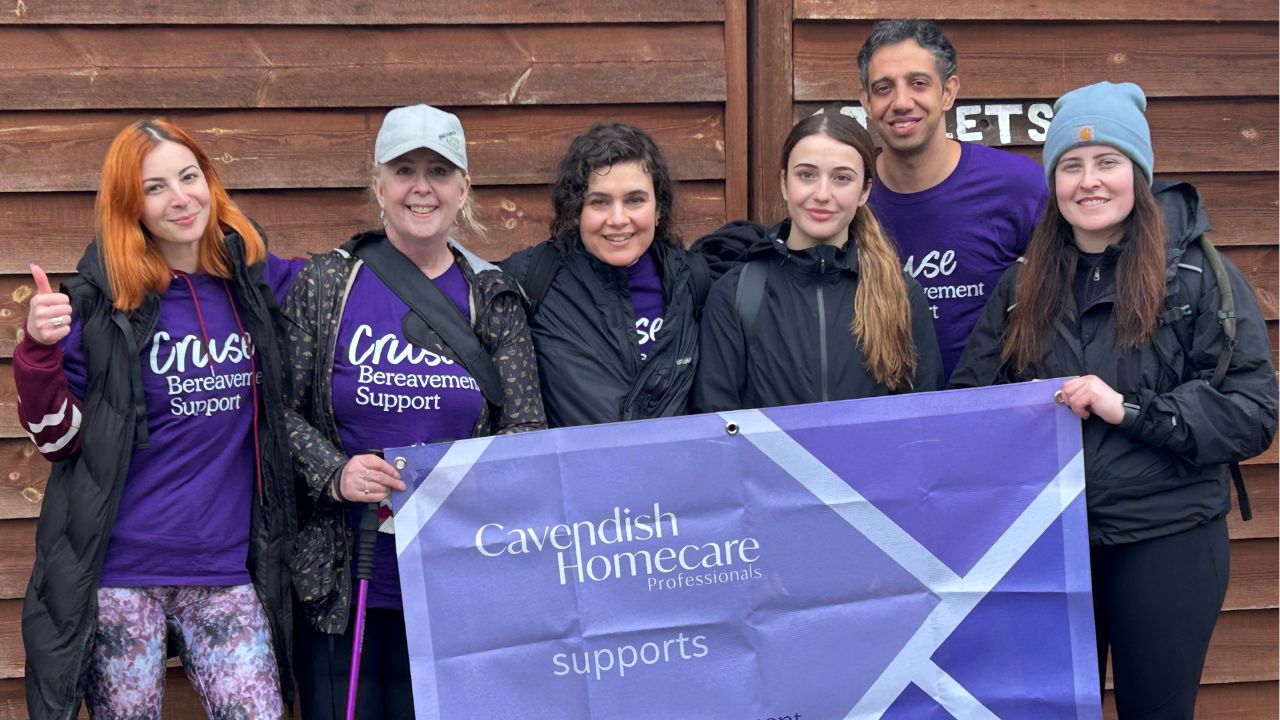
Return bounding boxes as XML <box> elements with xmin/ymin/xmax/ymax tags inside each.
<box><xmin>693</xmin><ymin>220</ymin><xmax>943</xmax><ymax>412</ymax></box>
<box><xmin>502</xmin><ymin>236</ymin><xmax>702</xmax><ymax>427</ymax></box>
<box><xmin>949</xmin><ymin>180</ymin><xmax>1278</xmax><ymax>545</ymax></box>
<box><xmin>23</xmin><ymin>235</ymin><xmax>296</xmax><ymax>720</ymax></box>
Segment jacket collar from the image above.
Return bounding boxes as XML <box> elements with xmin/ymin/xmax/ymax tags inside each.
<box><xmin>754</xmin><ymin>219</ymin><xmax>860</xmax><ymax>278</ymax></box>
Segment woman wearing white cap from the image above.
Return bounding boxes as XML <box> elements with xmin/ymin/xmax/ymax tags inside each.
<box><xmin>951</xmin><ymin>82</ymin><xmax>1277</xmax><ymax>717</ymax></box>
<box><xmin>284</xmin><ymin>104</ymin><xmax>545</xmax><ymax>718</ymax></box>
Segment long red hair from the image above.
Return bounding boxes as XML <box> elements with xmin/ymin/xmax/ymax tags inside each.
<box><xmin>95</xmin><ymin>119</ymin><xmax>264</xmax><ymax>311</ymax></box>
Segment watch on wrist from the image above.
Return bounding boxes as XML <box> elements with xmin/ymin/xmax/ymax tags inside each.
<box><xmin>1120</xmin><ymin>399</ymin><xmax>1141</xmax><ymax>428</ymax></box>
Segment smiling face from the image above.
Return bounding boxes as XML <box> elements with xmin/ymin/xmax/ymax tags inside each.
<box><xmin>578</xmin><ymin>160</ymin><xmax>657</xmax><ymax>268</ymax></box>
<box><xmin>373</xmin><ymin>147</ymin><xmax>470</xmax><ymax>248</ymax></box>
<box><xmin>1054</xmin><ymin>144</ymin><xmax>1136</xmax><ymax>252</ymax></box>
<box><xmin>859</xmin><ymin>39</ymin><xmax>959</xmax><ymax>158</ymax></box>
<box><xmin>139</xmin><ymin>140</ymin><xmax>212</xmax><ymax>267</ymax></box>
<box><xmin>780</xmin><ymin>132</ymin><xmax>872</xmax><ymax>249</ymax></box>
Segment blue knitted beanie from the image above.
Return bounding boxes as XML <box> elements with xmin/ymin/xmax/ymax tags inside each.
<box><xmin>1043</xmin><ymin>81</ymin><xmax>1153</xmax><ymax>186</ymax></box>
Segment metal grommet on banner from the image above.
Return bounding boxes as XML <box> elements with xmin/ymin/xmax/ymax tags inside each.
<box><xmin>1053</xmin><ymin>390</ymin><xmax>1065</xmax><ymax>404</ymax></box>
<box><xmin>724</xmin><ymin>422</ymin><xmax>739</xmax><ymax>436</ymax></box>
<box><xmin>393</xmin><ymin>456</ymin><xmax>408</xmax><ymax>471</ymax></box>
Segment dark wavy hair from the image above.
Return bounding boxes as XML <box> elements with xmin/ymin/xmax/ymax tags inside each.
<box><xmin>549</xmin><ymin>122</ymin><xmax>680</xmax><ymax>251</ymax></box>
<box><xmin>1002</xmin><ymin>174</ymin><xmax>1166</xmax><ymax>371</ymax></box>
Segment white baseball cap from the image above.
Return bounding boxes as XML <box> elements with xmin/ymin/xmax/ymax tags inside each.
<box><xmin>373</xmin><ymin>104</ymin><xmax>468</xmax><ymax>171</ymax></box>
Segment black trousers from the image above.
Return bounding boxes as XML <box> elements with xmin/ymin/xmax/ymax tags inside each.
<box><xmin>294</xmin><ymin>608</ymin><xmax>415</xmax><ymax>720</ymax></box>
<box><xmin>1091</xmin><ymin>517</ymin><xmax>1229</xmax><ymax>719</ymax></box>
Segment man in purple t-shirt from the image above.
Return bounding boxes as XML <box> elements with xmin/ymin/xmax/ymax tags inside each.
<box><xmin>857</xmin><ymin>20</ymin><xmax>1048</xmax><ymax>378</ymax></box>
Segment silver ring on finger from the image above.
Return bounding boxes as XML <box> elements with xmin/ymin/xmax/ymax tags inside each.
<box><xmin>51</xmin><ymin>316</ymin><xmax>64</xmax><ymax>328</ymax></box>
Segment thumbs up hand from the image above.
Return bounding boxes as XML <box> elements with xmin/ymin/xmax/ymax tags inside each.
<box><xmin>25</xmin><ymin>264</ymin><xmax>73</xmax><ymax>345</ymax></box>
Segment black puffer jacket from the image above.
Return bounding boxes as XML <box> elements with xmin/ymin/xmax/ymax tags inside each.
<box><xmin>693</xmin><ymin>220</ymin><xmax>943</xmax><ymax>411</ymax></box>
<box><xmin>950</xmin><ymin>181</ymin><xmax>1278</xmax><ymax>545</ymax></box>
<box><xmin>502</xmin><ymin>237</ymin><xmax>701</xmax><ymax>427</ymax></box>
<box><xmin>23</xmin><ymin>236</ymin><xmax>296</xmax><ymax>720</ymax></box>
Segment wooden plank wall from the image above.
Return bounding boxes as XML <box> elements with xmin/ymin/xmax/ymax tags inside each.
<box><xmin>0</xmin><ymin>2</ymin><xmax>747</xmax><ymax>717</ymax></box>
<box><xmin>0</xmin><ymin>1</ymin><xmax>1274</xmax><ymax>718</ymax></box>
<box><xmin>757</xmin><ymin>1</ymin><xmax>1279</xmax><ymax>717</ymax></box>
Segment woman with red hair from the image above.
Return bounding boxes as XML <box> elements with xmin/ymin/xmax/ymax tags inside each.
<box><xmin>15</xmin><ymin>119</ymin><xmax>297</xmax><ymax>719</ymax></box>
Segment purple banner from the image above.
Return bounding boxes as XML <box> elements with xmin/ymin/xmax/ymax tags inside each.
<box><xmin>390</xmin><ymin>381</ymin><xmax>1100</xmax><ymax>719</ymax></box>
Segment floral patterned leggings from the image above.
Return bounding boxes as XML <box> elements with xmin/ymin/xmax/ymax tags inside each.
<box><xmin>86</xmin><ymin>584</ymin><xmax>284</xmax><ymax>720</ymax></box>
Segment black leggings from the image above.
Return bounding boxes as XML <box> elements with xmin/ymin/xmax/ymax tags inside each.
<box><xmin>293</xmin><ymin>608</ymin><xmax>415</xmax><ymax>720</ymax></box>
<box><xmin>1091</xmin><ymin>518</ymin><xmax>1229</xmax><ymax>719</ymax></box>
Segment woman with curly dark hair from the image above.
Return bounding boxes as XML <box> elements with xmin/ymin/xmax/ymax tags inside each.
<box><xmin>502</xmin><ymin>122</ymin><xmax>705</xmax><ymax>426</ymax></box>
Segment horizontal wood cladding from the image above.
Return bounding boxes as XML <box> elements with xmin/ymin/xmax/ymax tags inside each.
<box><xmin>0</xmin><ymin>105</ymin><xmax>727</xmax><ymax>192</ymax></box>
<box><xmin>792</xmin><ymin>99</ymin><xmax>1278</xmax><ymax>173</ymax></box>
<box><xmin>0</xmin><ymin>24</ymin><xmax>726</xmax><ymax>110</ymax></box>
<box><xmin>794</xmin><ymin>0</ymin><xmax>1278</xmax><ymax>22</ymax></box>
<box><xmin>793</xmin><ymin>21</ymin><xmax>1277</xmax><ymax>100</ymax></box>
<box><xmin>1104</xmin><ymin>681</ymin><xmax>1280</xmax><ymax>719</ymax></box>
<box><xmin>3</xmin><ymin>0</ymin><xmax>725</xmax><ymax>24</ymax></box>
<box><xmin>0</xmin><ymin>181</ymin><xmax>728</xmax><ymax>274</ymax></box>
<box><xmin>0</xmin><ymin>668</ymin><xmax>203</xmax><ymax>719</ymax></box>
<box><xmin>1224</xmin><ymin>538</ymin><xmax>1278</xmax><ymax>611</ymax></box>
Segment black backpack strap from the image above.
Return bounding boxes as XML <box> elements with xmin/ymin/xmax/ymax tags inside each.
<box><xmin>1196</xmin><ymin>234</ymin><xmax>1237</xmax><ymax>389</ymax></box>
<box><xmin>522</xmin><ymin>242</ymin><xmax>563</xmax><ymax>318</ymax></box>
<box><xmin>1196</xmin><ymin>234</ymin><xmax>1248</xmax><ymax>520</ymax></box>
<box><xmin>734</xmin><ymin>261</ymin><xmax>767</xmax><ymax>343</ymax></box>
<box><xmin>1229</xmin><ymin>462</ymin><xmax>1252</xmax><ymax>521</ymax></box>
<box><xmin>1163</xmin><ymin>234</ymin><xmax>1249</xmax><ymax>520</ymax></box>
<box><xmin>684</xmin><ymin>251</ymin><xmax>712</xmax><ymax>317</ymax></box>
<box><xmin>353</xmin><ymin>237</ymin><xmax>505</xmax><ymax>408</ymax></box>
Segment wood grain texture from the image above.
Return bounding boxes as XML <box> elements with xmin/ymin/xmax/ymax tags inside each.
<box><xmin>0</xmin><ymin>106</ymin><xmax>728</xmax><ymax>192</ymax></box>
<box><xmin>0</xmin><ymin>25</ymin><xmax>726</xmax><ymax>110</ymax></box>
<box><xmin>0</xmin><ymin>181</ymin><xmax>728</xmax><ymax>273</ymax></box>
<box><xmin>746</xmin><ymin>0</ymin><xmax>794</xmax><ymax>224</ymax></box>
<box><xmin>0</xmin><ymin>522</ymin><xmax>33</xmax><ymax>600</ymax></box>
<box><xmin>793</xmin><ymin>99</ymin><xmax>1279</xmax><ymax>173</ymax></box>
<box><xmin>722</xmin><ymin>0</ymin><xmax>749</xmax><ymax>221</ymax></box>
<box><xmin>1201</xmin><ymin>609</ymin><xmax>1278</xmax><ymax>684</ymax></box>
<box><xmin>795</xmin><ymin>0</ymin><xmax>1278</xmax><ymax>21</ymax></box>
<box><xmin>1223</xmin><ymin>538</ymin><xmax>1278</xmax><ymax>611</ymax></box>
<box><xmin>2</xmin><ymin>0</ymin><xmax>725</xmax><ymax>24</ymax></box>
<box><xmin>1227</xmin><ymin>465</ymin><xmax>1279</xmax><ymax>541</ymax></box>
<box><xmin>1105</xmin><ymin>681</ymin><xmax>1280</xmax><ymax>719</ymax></box>
<box><xmin>794</xmin><ymin>21</ymin><xmax>1278</xmax><ymax>100</ymax></box>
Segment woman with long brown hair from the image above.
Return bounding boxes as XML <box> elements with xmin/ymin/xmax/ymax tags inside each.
<box><xmin>950</xmin><ymin>82</ymin><xmax>1277</xmax><ymax>717</ymax></box>
<box><xmin>15</xmin><ymin>119</ymin><xmax>297</xmax><ymax>718</ymax></box>
<box><xmin>693</xmin><ymin>111</ymin><xmax>942</xmax><ymax>411</ymax></box>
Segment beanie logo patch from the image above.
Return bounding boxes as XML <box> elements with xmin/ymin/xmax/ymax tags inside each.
<box><xmin>1075</xmin><ymin>125</ymin><xmax>1094</xmax><ymax>142</ymax></box>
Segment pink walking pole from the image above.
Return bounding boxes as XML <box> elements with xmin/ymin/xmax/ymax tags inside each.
<box><xmin>345</xmin><ymin>502</ymin><xmax>380</xmax><ymax>720</ymax></box>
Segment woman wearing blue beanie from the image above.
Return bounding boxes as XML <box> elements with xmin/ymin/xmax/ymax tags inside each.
<box><xmin>951</xmin><ymin>81</ymin><xmax>1277</xmax><ymax>717</ymax></box>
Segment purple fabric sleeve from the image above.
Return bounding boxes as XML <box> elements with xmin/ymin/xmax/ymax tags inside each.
<box><xmin>264</xmin><ymin>253</ymin><xmax>306</xmax><ymax>305</ymax></box>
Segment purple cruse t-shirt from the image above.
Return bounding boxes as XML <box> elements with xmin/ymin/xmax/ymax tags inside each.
<box><xmin>56</xmin><ymin>254</ymin><xmax>302</xmax><ymax>588</ymax></box>
<box><xmin>870</xmin><ymin>142</ymin><xmax>1047</xmax><ymax>378</ymax></box>
<box><xmin>331</xmin><ymin>262</ymin><xmax>484</xmax><ymax>609</ymax></box>
<box><xmin>627</xmin><ymin>252</ymin><xmax>665</xmax><ymax>360</ymax></box>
